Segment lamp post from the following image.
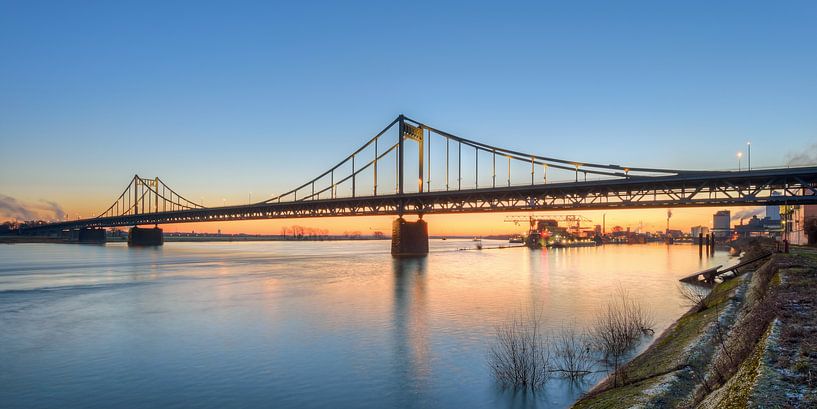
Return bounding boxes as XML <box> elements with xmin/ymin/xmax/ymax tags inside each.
<box><xmin>737</xmin><ymin>151</ymin><xmax>743</xmax><ymax>171</ymax></box>
<box><xmin>747</xmin><ymin>141</ymin><xmax>751</xmax><ymax>171</ymax></box>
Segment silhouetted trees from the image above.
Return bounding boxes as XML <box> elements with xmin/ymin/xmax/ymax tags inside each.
<box><xmin>279</xmin><ymin>225</ymin><xmax>329</xmax><ymax>239</ymax></box>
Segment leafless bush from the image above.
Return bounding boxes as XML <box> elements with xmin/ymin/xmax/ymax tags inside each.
<box><xmin>678</xmin><ymin>283</ymin><xmax>709</xmax><ymax>311</ymax></box>
<box><xmin>553</xmin><ymin>326</ymin><xmax>595</xmax><ymax>379</ymax></box>
<box><xmin>488</xmin><ymin>307</ymin><xmax>552</xmax><ymax>389</ymax></box>
<box><xmin>590</xmin><ymin>286</ymin><xmax>655</xmax><ymax>386</ymax></box>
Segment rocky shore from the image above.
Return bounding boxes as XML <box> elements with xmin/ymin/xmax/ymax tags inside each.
<box><xmin>574</xmin><ymin>239</ymin><xmax>817</xmax><ymax>408</ymax></box>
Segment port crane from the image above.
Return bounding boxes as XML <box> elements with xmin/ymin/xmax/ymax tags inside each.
<box><xmin>504</xmin><ymin>214</ymin><xmax>593</xmax><ymax>236</ymax></box>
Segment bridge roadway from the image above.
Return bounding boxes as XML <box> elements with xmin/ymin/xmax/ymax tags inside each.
<box><xmin>22</xmin><ymin>165</ymin><xmax>817</xmax><ymax>233</ymax></box>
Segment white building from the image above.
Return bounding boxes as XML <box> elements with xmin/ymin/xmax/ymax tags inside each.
<box><xmin>691</xmin><ymin>225</ymin><xmax>710</xmax><ymax>238</ymax></box>
<box><xmin>766</xmin><ymin>192</ymin><xmax>781</xmax><ymax>221</ymax></box>
<box><xmin>712</xmin><ymin>210</ymin><xmax>731</xmax><ymax>238</ymax></box>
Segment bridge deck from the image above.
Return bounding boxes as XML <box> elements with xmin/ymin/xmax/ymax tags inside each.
<box><xmin>20</xmin><ymin>165</ymin><xmax>817</xmax><ymax>233</ymax></box>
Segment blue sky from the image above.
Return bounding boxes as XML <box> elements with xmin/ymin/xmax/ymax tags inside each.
<box><xmin>1</xmin><ymin>1</ymin><xmax>816</xmax><ymax>222</ymax></box>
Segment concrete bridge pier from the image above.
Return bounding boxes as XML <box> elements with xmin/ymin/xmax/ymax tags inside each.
<box><xmin>78</xmin><ymin>228</ymin><xmax>106</xmax><ymax>244</ymax></box>
<box><xmin>128</xmin><ymin>226</ymin><xmax>164</xmax><ymax>246</ymax></box>
<box><xmin>391</xmin><ymin>217</ymin><xmax>429</xmax><ymax>257</ymax></box>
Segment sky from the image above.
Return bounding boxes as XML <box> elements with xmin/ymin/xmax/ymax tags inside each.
<box><xmin>1</xmin><ymin>1</ymin><xmax>816</xmax><ymax>234</ymax></box>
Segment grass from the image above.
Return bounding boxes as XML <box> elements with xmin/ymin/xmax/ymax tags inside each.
<box><xmin>572</xmin><ymin>375</ymin><xmax>666</xmax><ymax>408</ymax></box>
<box><xmin>574</xmin><ymin>276</ymin><xmax>745</xmax><ymax>408</ymax></box>
<box><xmin>574</xmin><ymin>243</ymin><xmax>817</xmax><ymax>408</ymax></box>
<box><xmin>698</xmin><ymin>324</ymin><xmax>771</xmax><ymax>408</ymax></box>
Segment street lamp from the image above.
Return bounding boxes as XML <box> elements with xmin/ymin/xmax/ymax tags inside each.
<box><xmin>737</xmin><ymin>151</ymin><xmax>743</xmax><ymax>171</ymax></box>
<box><xmin>747</xmin><ymin>141</ymin><xmax>751</xmax><ymax>171</ymax></box>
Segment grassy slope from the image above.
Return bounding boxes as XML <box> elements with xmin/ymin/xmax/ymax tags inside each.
<box><xmin>575</xmin><ymin>245</ymin><xmax>817</xmax><ymax>408</ymax></box>
<box><xmin>573</xmin><ymin>277</ymin><xmax>744</xmax><ymax>408</ymax></box>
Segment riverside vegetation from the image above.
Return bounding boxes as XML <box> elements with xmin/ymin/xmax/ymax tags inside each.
<box><xmin>573</xmin><ymin>238</ymin><xmax>817</xmax><ymax>408</ymax></box>
<box><xmin>489</xmin><ymin>287</ymin><xmax>654</xmax><ymax>390</ymax></box>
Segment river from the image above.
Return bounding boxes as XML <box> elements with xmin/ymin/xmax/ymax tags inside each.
<box><xmin>0</xmin><ymin>240</ymin><xmax>731</xmax><ymax>408</ymax></box>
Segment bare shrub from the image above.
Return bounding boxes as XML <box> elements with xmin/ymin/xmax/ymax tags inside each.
<box><xmin>677</xmin><ymin>283</ymin><xmax>709</xmax><ymax>311</ymax></box>
<box><xmin>553</xmin><ymin>326</ymin><xmax>595</xmax><ymax>379</ymax></box>
<box><xmin>590</xmin><ymin>286</ymin><xmax>655</xmax><ymax>386</ymax></box>
<box><xmin>488</xmin><ymin>307</ymin><xmax>551</xmax><ymax>389</ymax></box>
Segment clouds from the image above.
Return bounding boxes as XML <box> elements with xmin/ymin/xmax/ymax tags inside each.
<box><xmin>0</xmin><ymin>194</ymin><xmax>65</xmax><ymax>221</ymax></box>
<box><xmin>785</xmin><ymin>142</ymin><xmax>817</xmax><ymax>166</ymax></box>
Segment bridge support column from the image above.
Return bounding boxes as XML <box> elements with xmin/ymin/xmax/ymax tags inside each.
<box><xmin>391</xmin><ymin>217</ymin><xmax>428</xmax><ymax>257</ymax></box>
<box><xmin>78</xmin><ymin>228</ymin><xmax>106</xmax><ymax>244</ymax></box>
<box><xmin>128</xmin><ymin>226</ymin><xmax>164</xmax><ymax>246</ymax></box>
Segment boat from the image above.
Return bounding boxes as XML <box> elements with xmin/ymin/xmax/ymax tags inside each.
<box><xmin>509</xmin><ymin>234</ymin><xmax>524</xmax><ymax>244</ymax></box>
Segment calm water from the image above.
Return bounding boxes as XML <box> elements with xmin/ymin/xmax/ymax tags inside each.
<box><xmin>0</xmin><ymin>240</ymin><xmax>731</xmax><ymax>408</ymax></box>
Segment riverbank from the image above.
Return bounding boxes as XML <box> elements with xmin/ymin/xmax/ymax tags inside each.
<box><xmin>573</xmin><ymin>240</ymin><xmax>817</xmax><ymax>408</ymax></box>
<box><xmin>0</xmin><ymin>236</ymin><xmax>74</xmax><ymax>244</ymax></box>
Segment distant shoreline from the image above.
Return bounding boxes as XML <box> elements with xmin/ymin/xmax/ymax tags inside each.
<box><xmin>0</xmin><ymin>235</ymin><xmax>391</xmax><ymax>244</ymax></box>
<box><xmin>0</xmin><ymin>234</ymin><xmax>511</xmax><ymax>244</ymax></box>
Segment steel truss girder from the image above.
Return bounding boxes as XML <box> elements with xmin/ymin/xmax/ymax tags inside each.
<box><xmin>21</xmin><ymin>166</ymin><xmax>817</xmax><ymax>233</ymax></box>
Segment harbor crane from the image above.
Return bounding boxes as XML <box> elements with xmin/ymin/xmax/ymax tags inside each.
<box><xmin>504</xmin><ymin>214</ymin><xmax>593</xmax><ymax>236</ymax></box>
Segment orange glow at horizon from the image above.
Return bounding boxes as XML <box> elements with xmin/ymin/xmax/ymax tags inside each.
<box><xmin>4</xmin><ymin>194</ymin><xmax>768</xmax><ymax>236</ymax></box>
<box><xmin>114</xmin><ymin>206</ymin><xmax>766</xmax><ymax>236</ymax></box>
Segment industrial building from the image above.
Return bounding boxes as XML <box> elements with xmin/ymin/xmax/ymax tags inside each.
<box><xmin>782</xmin><ymin>204</ymin><xmax>817</xmax><ymax>246</ymax></box>
<box><xmin>712</xmin><ymin>210</ymin><xmax>731</xmax><ymax>239</ymax></box>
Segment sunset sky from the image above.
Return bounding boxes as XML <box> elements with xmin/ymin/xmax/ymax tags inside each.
<box><xmin>1</xmin><ymin>1</ymin><xmax>816</xmax><ymax>234</ymax></box>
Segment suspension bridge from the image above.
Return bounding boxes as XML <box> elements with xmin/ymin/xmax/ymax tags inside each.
<box><xmin>18</xmin><ymin>115</ymin><xmax>817</xmax><ymax>255</ymax></box>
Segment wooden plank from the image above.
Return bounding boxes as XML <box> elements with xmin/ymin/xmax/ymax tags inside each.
<box><xmin>679</xmin><ymin>265</ymin><xmax>722</xmax><ymax>283</ymax></box>
<box><xmin>718</xmin><ymin>252</ymin><xmax>772</xmax><ymax>274</ymax></box>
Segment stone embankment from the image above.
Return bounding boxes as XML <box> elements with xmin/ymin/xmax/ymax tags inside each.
<box><xmin>574</xmin><ymin>239</ymin><xmax>817</xmax><ymax>408</ymax></box>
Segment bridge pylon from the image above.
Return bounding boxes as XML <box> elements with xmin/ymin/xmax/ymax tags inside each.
<box><xmin>128</xmin><ymin>226</ymin><xmax>164</xmax><ymax>246</ymax></box>
<box><xmin>391</xmin><ymin>217</ymin><xmax>429</xmax><ymax>257</ymax></box>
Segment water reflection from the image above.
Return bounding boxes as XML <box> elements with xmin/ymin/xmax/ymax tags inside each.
<box><xmin>392</xmin><ymin>258</ymin><xmax>430</xmax><ymax>404</ymax></box>
<box><xmin>0</xmin><ymin>241</ymin><xmax>733</xmax><ymax>409</ymax></box>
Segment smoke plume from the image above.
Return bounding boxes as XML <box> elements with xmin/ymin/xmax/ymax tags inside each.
<box><xmin>40</xmin><ymin>200</ymin><xmax>66</xmax><ymax>221</ymax></box>
<box><xmin>785</xmin><ymin>142</ymin><xmax>817</xmax><ymax>166</ymax></box>
<box><xmin>0</xmin><ymin>194</ymin><xmax>37</xmax><ymax>221</ymax></box>
<box><xmin>0</xmin><ymin>194</ymin><xmax>65</xmax><ymax>221</ymax></box>
<box><xmin>731</xmin><ymin>208</ymin><xmax>764</xmax><ymax>221</ymax></box>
